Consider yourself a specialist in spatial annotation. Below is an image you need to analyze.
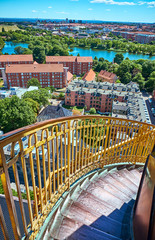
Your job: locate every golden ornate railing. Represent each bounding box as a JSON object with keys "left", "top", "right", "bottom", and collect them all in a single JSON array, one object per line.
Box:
[{"left": 0, "top": 116, "right": 155, "bottom": 239}]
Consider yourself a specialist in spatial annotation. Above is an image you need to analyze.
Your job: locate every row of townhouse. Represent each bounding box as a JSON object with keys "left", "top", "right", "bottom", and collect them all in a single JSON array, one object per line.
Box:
[
  {"left": 0, "top": 55, "right": 93, "bottom": 89},
  {"left": 65, "top": 80, "right": 140, "bottom": 113}
]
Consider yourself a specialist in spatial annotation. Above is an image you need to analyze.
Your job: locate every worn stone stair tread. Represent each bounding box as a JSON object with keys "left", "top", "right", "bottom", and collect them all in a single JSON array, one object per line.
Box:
[
  {"left": 90, "top": 215, "right": 130, "bottom": 239},
  {"left": 57, "top": 216, "right": 83, "bottom": 239},
  {"left": 80, "top": 177, "right": 90, "bottom": 190},
  {"left": 67, "top": 224, "right": 122, "bottom": 240},
  {"left": 85, "top": 182, "right": 125, "bottom": 208},
  {"left": 49, "top": 208, "right": 63, "bottom": 238},
  {"left": 119, "top": 202, "right": 133, "bottom": 215},
  {"left": 70, "top": 184, "right": 83, "bottom": 202},
  {"left": 47, "top": 168, "right": 141, "bottom": 240},
  {"left": 61, "top": 194, "right": 73, "bottom": 216},
  {"left": 108, "top": 208, "right": 131, "bottom": 224},
  {"left": 89, "top": 172, "right": 99, "bottom": 182},
  {"left": 127, "top": 199, "right": 135, "bottom": 208},
  {"left": 65, "top": 202, "right": 99, "bottom": 225},
  {"left": 117, "top": 169, "right": 140, "bottom": 187},
  {"left": 102, "top": 174, "right": 137, "bottom": 199},
  {"left": 129, "top": 169, "right": 142, "bottom": 179},
  {"left": 119, "top": 169, "right": 140, "bottom": 186},
  {"left": 94, "top": 178, "right": 131, "bottom": 203},
  {"left": 108, "top": 173, "right": 137, "bottom": 194},
  {"left": 76, "top": 190, "right": 116, "bottom": 215},
  {"left": 109, "top": 172, "right": 138, "bottom": 193},
  {"left": 98, "top": 168, "right": 108, "bottom": 178}
]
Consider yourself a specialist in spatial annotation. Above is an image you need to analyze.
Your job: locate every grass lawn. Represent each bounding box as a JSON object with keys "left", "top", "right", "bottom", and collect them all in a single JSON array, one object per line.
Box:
[
  {"left": 0, "top": 25, "right": 20, "bottom": 32},
  {"left": 62, "top": 104, "right": 84, "bottom": 112}
]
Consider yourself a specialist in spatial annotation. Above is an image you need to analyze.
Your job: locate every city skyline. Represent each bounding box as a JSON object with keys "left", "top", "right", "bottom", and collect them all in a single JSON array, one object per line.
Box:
[{"left": 0, "top": 0, "right": 155, "bottom": 23}]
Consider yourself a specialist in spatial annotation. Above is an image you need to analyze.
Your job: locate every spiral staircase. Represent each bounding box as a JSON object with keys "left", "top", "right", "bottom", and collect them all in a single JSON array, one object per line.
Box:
[
  {"left": 45, "top": 165, "right": 142, "bottom": 240},
  {"left": 0, "top": 116, "right": 154, "bottom": 240}
]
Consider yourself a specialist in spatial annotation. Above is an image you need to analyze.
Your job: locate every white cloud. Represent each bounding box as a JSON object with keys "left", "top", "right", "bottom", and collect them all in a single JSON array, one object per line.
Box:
[
  {"left": 138, "top": 1, "right": 146, "bottom": 5},
  {"left": 56, "top": 11, "right": 69, "bottom": 14},
  {"left": 48, "top": 6, "right": 52, "bottom": 8},
  {"left": 42, "top": 11, "right": 47, "bottom": 13},
  {"left": 32, "top": 10, "right": 37, "bottom": 13},
  {"left": 147, "top": 1, "right": 155, "bottom": 7},
  {"left": 90, "top": 0, "right": 135, "bottom": 5},
  {"left": 88, "top": 8, "right": 93, "bottom": 10},
  {"left": 106, "top": 8, "right": 111, "bottom": 11}
]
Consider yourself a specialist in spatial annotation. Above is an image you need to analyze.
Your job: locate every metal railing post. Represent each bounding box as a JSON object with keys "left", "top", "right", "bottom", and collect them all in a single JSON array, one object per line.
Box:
[
  {"left": 0, "top": 149, "right": 21, "bottom": 239},
  {"left": 68, "top": 121, "right": 71, "bottom": 189}
]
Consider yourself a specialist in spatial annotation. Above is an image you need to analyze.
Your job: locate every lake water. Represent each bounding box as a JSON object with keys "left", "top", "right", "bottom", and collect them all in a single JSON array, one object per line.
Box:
[
  {"left": 2, "top": 41, "right": 155, "bottom": 61},
  {"left": 70, "top": 47, "right": 155, "bottom": 61},
  {"left": 2, "top": 41, "right": 29, "bottom": 54}
]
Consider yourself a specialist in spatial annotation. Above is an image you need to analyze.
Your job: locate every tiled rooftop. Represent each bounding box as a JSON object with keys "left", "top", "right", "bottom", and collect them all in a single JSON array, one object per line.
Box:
[{"left": 6, "top": 64, "right": 64, "bottom": 73}]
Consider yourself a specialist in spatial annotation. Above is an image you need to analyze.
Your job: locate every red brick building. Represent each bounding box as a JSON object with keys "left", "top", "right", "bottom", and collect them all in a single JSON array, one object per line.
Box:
[
  {"left": 6, "top": 63, "right": 69, "bottom": 89},
  {"left": 65, "top": 81, "right": 139, "bottom": 113},
  {"left": 0, "top": 55, "right": 33, "bottom": 68},
  {"left": 46, "top": 56, "right": 93, "bottom": 75},
  {"left": 82, "top": 69, "right": 96, "bottom": 82},
  {"left": 98, "top": 70, "right": 118, "bottom": 83}
]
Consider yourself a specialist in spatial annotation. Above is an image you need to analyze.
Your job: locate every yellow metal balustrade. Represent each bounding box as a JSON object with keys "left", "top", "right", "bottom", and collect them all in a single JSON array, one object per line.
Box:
[{"left": 0, "top": 116, "right": 155, "bottom": 239}]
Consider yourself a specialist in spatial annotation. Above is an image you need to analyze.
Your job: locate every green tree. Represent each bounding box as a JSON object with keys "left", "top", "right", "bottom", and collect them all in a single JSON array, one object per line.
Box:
[
  {"left": 145, "top": 71, "right": 155, "bottom": 93},
  {"left": 123, "top": 72, "right": 132, "bottom": 84},
  {"left": 22, "top": 88, "right": 51, "bottom": 107},
  {"left": 58, "top": 93, "right": 65, "bottom": 99},
  {"left": 89, "top": 108, "right": 96, "bottom": 114},
  {"left": 142, "top": 60, "right": 155, "bottom": 79},
  {"left": 114, "top": 53, "right": 124, "bottom": 64},
  {"left": 33, "top": 45, "right": 46, "bottom": 63},
  {"left": 133, "top": 73, "right": 145, "bottom": 90},
  {"left": 0, "top": 96, "right": 36, "bottom": 133},
  {"left": 116, "top": 79, "right": 121, "bottom": 83},
  {"left": 24, "top": 98, "right": 39, "bottom": 114},
  {"left": 27, "top": 78, "right": 41, "bottom": 88},
  {"left": 14, "top": 46, "right": 23, "bottom": 54},
  {"left": 50, "top": 85, "right": 56, "bottom": 93}
]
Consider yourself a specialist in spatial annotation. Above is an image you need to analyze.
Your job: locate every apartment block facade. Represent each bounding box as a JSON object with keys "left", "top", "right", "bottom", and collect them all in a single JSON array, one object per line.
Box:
[
  {"left": 0, "top": 55, "right": 33, "bottom": 68},
  {"left": 5, "top": 63, "right": 68, "bottom": 89},
  {"left": 46, "top": 56, "right": 93, "bottom": 75},
  {"left": 65, "top": 80, "right": 140, "bottom": 113}
]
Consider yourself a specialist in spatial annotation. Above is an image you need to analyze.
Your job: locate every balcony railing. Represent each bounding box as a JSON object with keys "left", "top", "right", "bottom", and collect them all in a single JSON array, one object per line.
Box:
[{"left": 0, "top": 116, "right": 155, "bottom": 239}]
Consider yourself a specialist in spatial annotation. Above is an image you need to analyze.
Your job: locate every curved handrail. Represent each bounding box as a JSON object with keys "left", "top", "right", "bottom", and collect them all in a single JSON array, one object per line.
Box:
[{"left": 0, "top": 116, "right": 154, "bottom": 239}]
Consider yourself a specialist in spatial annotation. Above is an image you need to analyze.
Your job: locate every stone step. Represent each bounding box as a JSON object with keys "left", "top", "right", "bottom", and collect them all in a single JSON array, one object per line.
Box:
[
  {"left": 70, "top": 184, "right": 83, "bottom": 202},
  {"left": 94, "top": 178, "right": 131, "bottom": 203},
  {"left": 65, "top": 201, "right": 99, "bottom": 225},
  {"left": 90, "top": 215, "right": 130, "bottom": 240},
  {"left": 108, "top": 208, "right": 131, "bottom": 224},
  {"left": 76, "top": 190, "right": 115, "bottom": 216},
  {"left": 57, "top": 216, "right": 83, "bottom": 240},
  {"left": 129, "top": 168, "right": 142, "bottom": 179},
  {"left": 67, "top": 224, "right": 122, "bottom": 240},
  {"left": 119, "top": 169, "right": 141, "bottom": 187},
  {"left": 49, "top": 207, "right": 63, "bottom": 239},
  {"left": 103, "top": 174, "right": 137, "bottom": 199},
  {"left": 109, "top": 172, "right": 138, "bottom": 193},
  {"left": 85, "top": 182, "right": 125, "bottom": 209},
  {"left": 119, "top": 202, "right": 133, "bottom": 215}
]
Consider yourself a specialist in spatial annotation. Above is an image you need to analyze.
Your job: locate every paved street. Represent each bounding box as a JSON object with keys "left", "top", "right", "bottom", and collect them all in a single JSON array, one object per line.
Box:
[{"left": 146, "top": 99, "right": 155, "bottom": 125}]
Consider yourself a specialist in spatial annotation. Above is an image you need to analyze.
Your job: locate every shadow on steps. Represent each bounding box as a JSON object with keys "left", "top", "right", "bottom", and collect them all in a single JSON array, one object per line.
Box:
[{"left": 67, "top": 199, "right": 135, "bottom": 240}]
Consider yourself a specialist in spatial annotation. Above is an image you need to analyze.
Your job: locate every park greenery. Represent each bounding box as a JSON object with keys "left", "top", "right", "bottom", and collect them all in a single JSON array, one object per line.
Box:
[
  {"left": 0, "top": 88, "right": 51, "bottom": 133},
  {"left": 0, "top": 27, "right": 154, "bottom": 57},
  {"left": 93, "top": 54, "right": 155, "bottom": 92}
]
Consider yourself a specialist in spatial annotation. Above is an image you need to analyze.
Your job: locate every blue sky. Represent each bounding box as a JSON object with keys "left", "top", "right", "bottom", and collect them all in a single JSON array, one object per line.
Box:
[{"left": 0, "top": 0, "right": 155, "bottom": 23}]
